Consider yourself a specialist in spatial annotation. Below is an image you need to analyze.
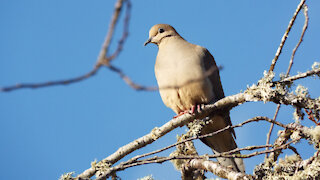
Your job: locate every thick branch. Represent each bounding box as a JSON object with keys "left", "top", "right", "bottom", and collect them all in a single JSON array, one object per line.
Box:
[
  {"left": 77, "top": 112, "right": 196, "bottom": 179},
  {"left": 183, "top": 159, "right": 252, "bottom": 180}
]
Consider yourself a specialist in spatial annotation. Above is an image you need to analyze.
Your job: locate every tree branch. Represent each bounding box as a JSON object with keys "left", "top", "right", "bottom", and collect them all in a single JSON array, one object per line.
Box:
[{"left": 183, "top": 159, "right": 252, "bottom": 180}]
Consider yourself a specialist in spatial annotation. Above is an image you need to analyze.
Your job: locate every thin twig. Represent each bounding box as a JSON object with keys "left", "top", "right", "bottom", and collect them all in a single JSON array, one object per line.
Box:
[
  {"left": 285, "top": 4, "right": 309, "bottom": 76},
  {"left": 288, "top": 145, "right": 302, "bottom": 159},
  {"left": 108, "top": 0, "right": 131, "bottom": 62},
  {"left": 0, "top": 66, "right": 100, "bottom": 92},
  {"left": 265, "top": 104, "right": 281, "bottom": 158},
  {"left": 275, "top": 67, "right": 320, "bottom": 84},
  {"left": 268, "top": 0, "right": 306, "bottom": 72},
  {"left": 305, "top": 109, "right": 320, "bottom": 125},
  {"left": 107, "top": 64, "right": 158, "bottom": 91},
  {"left": 97, "top": 0, "right": 125, "bottom": 65}
]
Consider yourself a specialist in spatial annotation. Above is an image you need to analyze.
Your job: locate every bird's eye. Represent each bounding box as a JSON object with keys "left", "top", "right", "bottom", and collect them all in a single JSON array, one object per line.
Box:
[{"left": 158, "top": 28, "right": 165, "bottom": 33}]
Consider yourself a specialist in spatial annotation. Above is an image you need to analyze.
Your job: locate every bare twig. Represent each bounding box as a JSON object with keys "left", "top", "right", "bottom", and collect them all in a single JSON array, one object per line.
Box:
[
  {"left": 108, "top": 0, "right": 131, "bottom": 62},
  {"left": 97, "top": 0, "right": 131, "bottom": 65},
  {"left": 276, "top": 67, "right": 320, "bottom": 84},
  {"left": 265, "top": 104, "right": 281, "bottom": 158},
  {"left": 268, "top": 0, "right": 306, "bottom": 72},
  {"left": 97, "top": 0, "right": 125, "bottom": 65},
  {"left": 106, "top": 64, "right": 158, "bottom": 91},
  {"left": 305, "top": 109, "right": 320, "bottom": 125},
  {"left": 285, "top": 4, "right": 309, "bottom": 76},
  {"left": 288, "top": 145, "right": 302, "bottom": 159}
]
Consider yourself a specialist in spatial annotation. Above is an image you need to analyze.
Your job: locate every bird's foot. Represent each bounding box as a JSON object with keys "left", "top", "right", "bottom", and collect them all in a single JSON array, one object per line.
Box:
[
  {"left": 173, "top": 104, "right": 203, "bottom": 118},
  {"left": 190, "top": 104, "right": 202, "bottom": 114}
]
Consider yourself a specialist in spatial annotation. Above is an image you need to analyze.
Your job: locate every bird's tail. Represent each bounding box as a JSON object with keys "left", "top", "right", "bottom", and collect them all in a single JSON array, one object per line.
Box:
[{"left": 199, "top": 115, "right": 245, "bottom": 173}]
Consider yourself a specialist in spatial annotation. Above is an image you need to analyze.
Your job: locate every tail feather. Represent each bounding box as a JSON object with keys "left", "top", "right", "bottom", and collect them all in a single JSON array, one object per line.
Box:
[{"left": 200, "top": 115, "right": 245, "bottom": 173}]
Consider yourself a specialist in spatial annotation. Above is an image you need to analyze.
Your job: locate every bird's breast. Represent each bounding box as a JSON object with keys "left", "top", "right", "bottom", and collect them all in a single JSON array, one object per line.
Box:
[{"left": 155, "top": 42, "right": 214, "bottom": 113}]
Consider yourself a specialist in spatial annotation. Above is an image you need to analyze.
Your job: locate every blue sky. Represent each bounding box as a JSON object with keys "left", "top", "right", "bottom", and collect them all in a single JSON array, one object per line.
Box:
[{"left": 1, "top": 0, "right": 320, "bottom": 179}]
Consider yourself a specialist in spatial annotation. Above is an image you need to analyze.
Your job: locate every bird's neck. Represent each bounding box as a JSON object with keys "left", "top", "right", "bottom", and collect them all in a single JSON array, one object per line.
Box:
[{"left": 158, "top": 36, "right": 185, "bottom": 49}]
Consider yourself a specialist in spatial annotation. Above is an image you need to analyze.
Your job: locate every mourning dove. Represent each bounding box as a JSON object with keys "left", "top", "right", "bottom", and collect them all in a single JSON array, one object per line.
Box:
[{"left": 144, "top": 24, "right": 245, "bottom": 173}]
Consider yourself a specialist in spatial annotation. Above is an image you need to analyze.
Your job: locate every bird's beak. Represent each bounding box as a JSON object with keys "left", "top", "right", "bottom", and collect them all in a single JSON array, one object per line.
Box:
[{"left": 144, "top": 37, "right": 152, "bottom": 46}]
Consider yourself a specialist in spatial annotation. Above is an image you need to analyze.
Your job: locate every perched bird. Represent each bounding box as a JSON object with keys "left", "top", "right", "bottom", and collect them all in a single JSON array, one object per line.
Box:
[{"left": 144, "top": 24, "right": 245, "bottom": 173}]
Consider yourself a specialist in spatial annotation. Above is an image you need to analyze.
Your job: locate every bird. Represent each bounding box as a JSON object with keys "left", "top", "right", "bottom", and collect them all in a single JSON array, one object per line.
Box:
[{"left": 144, "top": 24, "right": 245, "bottom": 173}]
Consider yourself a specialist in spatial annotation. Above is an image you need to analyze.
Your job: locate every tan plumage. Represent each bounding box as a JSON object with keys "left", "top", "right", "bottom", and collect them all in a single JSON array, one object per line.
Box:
[{"left": 144, "top": 24, "right": 245, "bottom": 173}]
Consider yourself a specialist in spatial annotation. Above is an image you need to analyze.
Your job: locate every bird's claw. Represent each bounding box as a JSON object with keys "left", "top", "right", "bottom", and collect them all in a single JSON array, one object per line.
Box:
[
  {"left": 174, "top": 104, "right": 203, "bottom": 118},
  {"left": 190, "top": 104, "right": 202, "bottom": 114}
]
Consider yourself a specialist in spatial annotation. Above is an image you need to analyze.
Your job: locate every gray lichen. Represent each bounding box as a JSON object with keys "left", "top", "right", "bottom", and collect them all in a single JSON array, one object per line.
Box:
[
  {"left": 59, "top": 172, "right": 75, "bottom": 180},
  {"left": 312, "top": 62, "right": 320, "bottom": 78},
  {"left": 138, "top": 175, "right": 155, "bottom": 180},
  {"left": 170, "top": 132, "right": 198, "bottom": 171}
]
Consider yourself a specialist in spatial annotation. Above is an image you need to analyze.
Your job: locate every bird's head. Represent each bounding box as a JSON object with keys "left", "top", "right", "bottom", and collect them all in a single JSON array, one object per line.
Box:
[{"left": 144, "top": 24, "right": 180, "bottom": 46}]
